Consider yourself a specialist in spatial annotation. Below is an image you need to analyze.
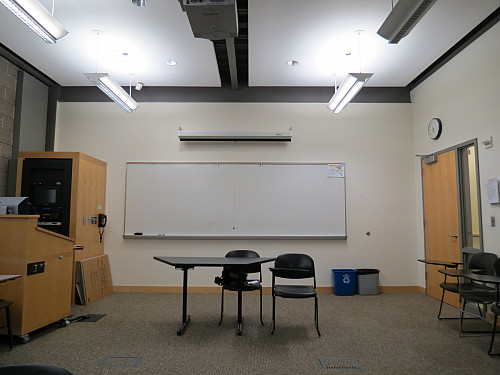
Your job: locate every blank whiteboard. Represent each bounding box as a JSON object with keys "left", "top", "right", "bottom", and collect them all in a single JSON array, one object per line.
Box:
[{"left": 124, "top": 162, "right": 346, "bottom": 239}]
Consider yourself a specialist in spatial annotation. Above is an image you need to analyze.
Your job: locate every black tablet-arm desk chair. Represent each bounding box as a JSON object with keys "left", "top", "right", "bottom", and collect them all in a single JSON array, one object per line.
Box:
[
  {"left": 270, "top": 253, "right": 320, "bottom": 336},
  {"left": 438, "top": 252, "right": 497, "bottom": 320},
  {"left": 455, "top": 255, "right": 499, "bottom": 338},
  {"left": 0, "top": 299, "right": 13, "bottom": 350},
  {"left": 488, "top": 258, "right": 500, "bottom": 356},
  {"left": 215, "top": 250, "right": 263, "bottom": 326},
  {"left": 0, "top": 364, "right": 73, "bottom": 375}
]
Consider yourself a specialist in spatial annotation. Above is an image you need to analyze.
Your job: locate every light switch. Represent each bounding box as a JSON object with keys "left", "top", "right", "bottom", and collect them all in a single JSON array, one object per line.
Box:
[{"left": 491, "top": 216, "right": 496, "bottom": 227}]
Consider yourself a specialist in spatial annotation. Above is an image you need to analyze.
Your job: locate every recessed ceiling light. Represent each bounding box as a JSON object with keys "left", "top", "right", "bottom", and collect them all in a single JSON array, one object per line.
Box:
[
  {"left": 287, "top": 60, "right": 299, "bottom": 66},
  {"left": 132, "top": 0, "right": 148, "bottom": 6},
  {"left": 165, "top": 60, "right": 177, "bottom": 66}
]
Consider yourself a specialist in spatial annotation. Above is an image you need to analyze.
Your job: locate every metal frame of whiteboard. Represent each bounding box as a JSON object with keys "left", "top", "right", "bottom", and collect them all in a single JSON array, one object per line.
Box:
[
  {"left": 124, "top": 162, "right": 346, "bottom": 240},
  {"left": 123, "top": 235, "right": 346, "bottom": 240}
]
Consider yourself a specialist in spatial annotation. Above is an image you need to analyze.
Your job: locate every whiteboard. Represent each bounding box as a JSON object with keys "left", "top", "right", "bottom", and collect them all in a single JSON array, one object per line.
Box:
[{"left": 124, "top": 162, "right": 346, "bottom": 239}]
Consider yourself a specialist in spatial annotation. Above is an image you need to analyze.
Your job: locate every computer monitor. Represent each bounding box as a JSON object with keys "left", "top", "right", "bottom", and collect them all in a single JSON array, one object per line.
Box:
[{"left": 0, "top": 197, "right": 29, "bottom": 215}]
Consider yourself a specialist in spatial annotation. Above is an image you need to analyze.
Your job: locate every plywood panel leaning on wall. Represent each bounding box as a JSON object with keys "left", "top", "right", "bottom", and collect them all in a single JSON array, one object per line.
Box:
[{"left": 16, "top": 152, "right": 108, "bottom": 303}]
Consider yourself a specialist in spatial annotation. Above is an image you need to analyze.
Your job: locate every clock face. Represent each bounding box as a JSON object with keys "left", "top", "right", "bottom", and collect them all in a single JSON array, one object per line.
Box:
[{"left": 428, "top": 118, "right": 442, "bottom": 139}]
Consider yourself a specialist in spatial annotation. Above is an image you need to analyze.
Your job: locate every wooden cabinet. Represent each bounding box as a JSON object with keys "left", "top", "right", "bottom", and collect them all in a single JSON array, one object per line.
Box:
[
  {"left": 0, "top": 216, "right": 73, "bottom": 336},
  {"left": 16, "top": 152, "right": 107, "bottom": 262},
  {"left": 16, "top": 152, "right": 107, "bottom": 303}
]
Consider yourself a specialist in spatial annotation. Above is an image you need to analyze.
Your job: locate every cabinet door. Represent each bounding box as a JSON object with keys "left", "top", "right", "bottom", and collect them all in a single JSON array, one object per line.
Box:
[{"left": 22, "top": 252, "right": 73, "bottom": 334}]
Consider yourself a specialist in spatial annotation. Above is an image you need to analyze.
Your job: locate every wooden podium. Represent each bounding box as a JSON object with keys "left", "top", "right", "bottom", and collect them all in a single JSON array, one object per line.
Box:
[{"left": 0, "top": 215, "right": 73, "bottom": 337}]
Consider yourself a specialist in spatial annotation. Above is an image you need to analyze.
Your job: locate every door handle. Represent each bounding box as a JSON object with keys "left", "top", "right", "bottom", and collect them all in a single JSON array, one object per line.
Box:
[{"left": 448, "top": 234, "right": 458, "bottom": 239}]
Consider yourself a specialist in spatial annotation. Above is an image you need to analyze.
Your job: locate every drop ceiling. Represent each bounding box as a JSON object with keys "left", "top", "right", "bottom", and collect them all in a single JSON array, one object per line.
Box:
[{"left": 0, "top": 0, "right": 498, "bottom": 91}]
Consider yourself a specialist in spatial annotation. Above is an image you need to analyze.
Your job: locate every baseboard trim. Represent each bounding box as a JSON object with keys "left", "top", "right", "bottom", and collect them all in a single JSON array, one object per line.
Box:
[{"left": 113, "top": 285, "right": 425, "bottom": 294}]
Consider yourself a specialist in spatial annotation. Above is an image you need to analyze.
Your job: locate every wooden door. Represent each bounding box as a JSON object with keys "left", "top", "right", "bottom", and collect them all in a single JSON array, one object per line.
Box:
[{"left": 422, "top": 150, "right": 461, "bottom": 307}]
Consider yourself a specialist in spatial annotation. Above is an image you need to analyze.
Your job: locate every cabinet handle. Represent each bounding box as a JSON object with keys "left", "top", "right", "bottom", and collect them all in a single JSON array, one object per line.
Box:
[{"left": 448, "top": 234, "right": 458, "bottom": 239}]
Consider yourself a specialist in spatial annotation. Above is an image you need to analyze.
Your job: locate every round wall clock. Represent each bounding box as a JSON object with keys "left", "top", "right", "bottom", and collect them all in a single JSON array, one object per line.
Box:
[{"left": 428, "top": 118, "right": 442, "bottom": 140}]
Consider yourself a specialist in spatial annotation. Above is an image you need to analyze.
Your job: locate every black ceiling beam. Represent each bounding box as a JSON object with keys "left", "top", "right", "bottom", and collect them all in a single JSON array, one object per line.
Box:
[{"left": 213, "top": 0, "right": 248, "bottom": 89}]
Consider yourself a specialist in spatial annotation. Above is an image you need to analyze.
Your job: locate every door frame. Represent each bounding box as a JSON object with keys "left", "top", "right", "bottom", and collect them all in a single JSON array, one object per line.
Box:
[{"left": 420, "top": 138, "right": 483, "bottom": 283}]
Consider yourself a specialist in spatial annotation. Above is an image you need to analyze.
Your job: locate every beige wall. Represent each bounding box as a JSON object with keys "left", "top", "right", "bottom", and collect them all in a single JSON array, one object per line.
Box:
[
  {"left": 54, "top": 101, "right": 417, "bottom": 288},
  {"left": 411, "top": 22, "right": 500, "bottom": 285},
  {"left": 54, "top": 22, "right": 500, "bottom": 290}
]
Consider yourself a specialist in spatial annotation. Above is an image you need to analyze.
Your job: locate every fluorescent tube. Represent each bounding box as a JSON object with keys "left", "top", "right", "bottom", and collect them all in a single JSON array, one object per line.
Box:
[
  {"left": 0, "top": 0, "right": 68, "bottom": 43},
  {"left": 327, "top": 73, "right": 373, "bottom": 114},
  {"left": 83, "top": 73, "right": 139, "bottom": 113}
]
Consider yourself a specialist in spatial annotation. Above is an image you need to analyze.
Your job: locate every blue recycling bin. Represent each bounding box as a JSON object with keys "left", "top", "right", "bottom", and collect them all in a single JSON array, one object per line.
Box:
[{"left": 332, "top": 269, "right": 357, "bottom": 296}]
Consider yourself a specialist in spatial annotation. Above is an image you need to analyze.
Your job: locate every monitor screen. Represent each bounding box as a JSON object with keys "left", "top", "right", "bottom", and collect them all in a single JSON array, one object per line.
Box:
[
  {"left": 0, "top": 197, "right": 29, "bottom": 214},
  {"left": 33, "top": 188, "right": 57, "bottom": 205}
]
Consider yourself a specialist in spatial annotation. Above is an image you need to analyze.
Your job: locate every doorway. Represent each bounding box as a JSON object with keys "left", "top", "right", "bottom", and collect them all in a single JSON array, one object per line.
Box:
[{"left": 421, "top": 141, "right": 482, "bottom": 306}]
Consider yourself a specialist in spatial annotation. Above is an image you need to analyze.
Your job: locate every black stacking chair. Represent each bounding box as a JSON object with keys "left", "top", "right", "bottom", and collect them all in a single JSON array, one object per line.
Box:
[
  {"left": 438, "top": 252, "right": 497, "bottom": 320},
  {"left": 269, "top": 253, "right": 320, "bottom": 336},
  {"left": 0, "top": 299, "right": 13, "bottom": 350},
  {"left": 0, "top": 364, "right": 73, "bottom": 374},
  {"left": 489, "top": 258, "right": 500, "bottom": 355},
  {"left": 217, "top": 250, "right": 263, "bottom": 325},
  {"left": 458, "top": 255, "right": 499, "bottom": 336}
]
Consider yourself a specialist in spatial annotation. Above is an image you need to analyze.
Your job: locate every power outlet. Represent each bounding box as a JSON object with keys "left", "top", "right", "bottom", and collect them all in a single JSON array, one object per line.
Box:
[{"left": 27, "top": 261, "right": 46, "bottom": 275}]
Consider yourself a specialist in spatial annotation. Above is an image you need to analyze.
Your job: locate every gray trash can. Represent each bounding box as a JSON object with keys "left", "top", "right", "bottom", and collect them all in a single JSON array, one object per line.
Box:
[{"left": 356, "top": 269, "right": 379, "bottom": 295}]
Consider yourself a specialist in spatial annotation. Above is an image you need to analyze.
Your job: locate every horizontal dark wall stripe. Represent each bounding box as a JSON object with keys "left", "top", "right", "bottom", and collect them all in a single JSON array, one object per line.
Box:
[
  {"left": 407, "top": 6, "right": 500, "bottom": 91},
  {"left": 0, "top": 44, "right": 59, "bottom": 88},
  {"left": 60, "top": 85, "right": 410, "bottom": 104}
]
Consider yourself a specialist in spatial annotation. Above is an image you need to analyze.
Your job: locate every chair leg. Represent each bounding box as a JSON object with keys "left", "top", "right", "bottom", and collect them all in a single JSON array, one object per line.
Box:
[
  {"left": 5, "top": 304, "right": 13, "bottom": 350},
  {"left": 219, "top": 288, "right": 224, "bottom": 325},
  {"left": 476, "top": 303, "right": 483, "bottom": 318},
  {"left": 259, "top": 287, "right": 264, "bottom": 325},
  {"left": 459, "top": 299, "right": 466, "bottom": 335},
  {"left": 315, "top": 295, "right": 320, "bottom": 337},
  {"left": 488, "top": 314, "right": 499, "bottom": 356},
  {"left": 271, "top": 294, "right": 276, "bottom": 335},
  {"left": 437, "top": 288, "right": 447, "bottom": 319}
]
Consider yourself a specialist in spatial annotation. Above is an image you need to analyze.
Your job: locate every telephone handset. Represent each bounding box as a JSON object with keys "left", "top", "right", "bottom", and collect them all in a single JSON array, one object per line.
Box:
[
  {"left": 98, "top": 213, "right": 107, "bottom": 228},
  {"left": 98, "top": 213, "right": 107, "bottom": 243}
]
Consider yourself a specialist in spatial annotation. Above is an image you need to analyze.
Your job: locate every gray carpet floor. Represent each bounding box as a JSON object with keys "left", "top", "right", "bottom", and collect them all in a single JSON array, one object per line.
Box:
[{"left": 0, "top": 292, "right": 499, "bottom": 374}]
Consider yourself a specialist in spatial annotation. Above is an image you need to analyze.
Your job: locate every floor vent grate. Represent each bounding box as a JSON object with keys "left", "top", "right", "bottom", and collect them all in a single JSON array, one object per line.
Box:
[
  {"left": 98, "top": 356, "right": 142, "bottom": 368},
  {"left": 317, "top": 357, "right": 362, "bottom": 370}
]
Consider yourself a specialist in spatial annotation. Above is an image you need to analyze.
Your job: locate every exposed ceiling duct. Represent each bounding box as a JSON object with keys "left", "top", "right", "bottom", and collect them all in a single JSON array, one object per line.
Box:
[
  {"left": 180, "top": 0, "right": 242, "bottom": 90},
  {"left": 377, "top": 0, "right": 438, "bottom": 44}
]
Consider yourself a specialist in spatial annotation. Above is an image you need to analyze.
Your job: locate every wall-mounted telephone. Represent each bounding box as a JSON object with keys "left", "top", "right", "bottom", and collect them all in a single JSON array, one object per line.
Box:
[
  {"left": 98, "top": 213, "right": 107, "bottom": 228},
  {"left": 98, "top": 213, "right": 107, "bottom": 243}
]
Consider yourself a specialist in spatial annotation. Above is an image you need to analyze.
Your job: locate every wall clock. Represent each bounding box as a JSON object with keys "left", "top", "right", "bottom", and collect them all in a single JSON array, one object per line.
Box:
[{"left": 428, "top": 118, "right": 442, "bottom": 140}]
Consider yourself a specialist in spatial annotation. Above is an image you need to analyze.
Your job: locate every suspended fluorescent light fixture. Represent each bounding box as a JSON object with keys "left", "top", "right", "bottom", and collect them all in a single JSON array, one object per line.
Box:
[
  {"left": 83, "top": 73, "right": 139, "bottom": 113},
  {"left": 327, "top": 31, "right": 372, "bottom": 114},
  {"left": 377, "top": 0, "right": 438, "bottom": 44},
  {"left": 0, "top": 0, "right": 68, "bottom": 43},
  {"left": 327, "top": 73, "right": 373, "bottom": 113}
]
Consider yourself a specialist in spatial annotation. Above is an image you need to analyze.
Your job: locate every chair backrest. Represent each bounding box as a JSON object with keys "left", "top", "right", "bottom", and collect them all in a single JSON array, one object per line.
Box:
[
  {"left": 493, "top": 257, "right": 500, "bottom": 277},
  {"left": 468, "top": 252, "right": 498, "bottom": 275},
  {"left": 273, "top": 253, "right": 315, "bottom": 279},
  {"left": 225, "top": 249, "right": 261, "bottom": 275},
  {"left": 0, "top": 364, "right": 73, "bottom": 375}
]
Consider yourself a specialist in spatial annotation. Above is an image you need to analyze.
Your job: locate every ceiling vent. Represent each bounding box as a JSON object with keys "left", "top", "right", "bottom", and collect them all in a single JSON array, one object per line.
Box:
[
  {"left": 182, "top": 0, "right": 238, "bottom": 41},
  {"left": 377, "top": 0, "right": 437, "bottom": 44},
  {"left": 178, "top": 130, "right": 292, "bottom": 142}
]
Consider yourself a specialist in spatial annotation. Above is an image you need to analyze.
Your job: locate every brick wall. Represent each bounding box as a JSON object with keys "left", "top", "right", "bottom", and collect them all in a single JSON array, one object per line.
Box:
[{"left": 0, "top": 56, "right": 18, "bottom": 196}]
